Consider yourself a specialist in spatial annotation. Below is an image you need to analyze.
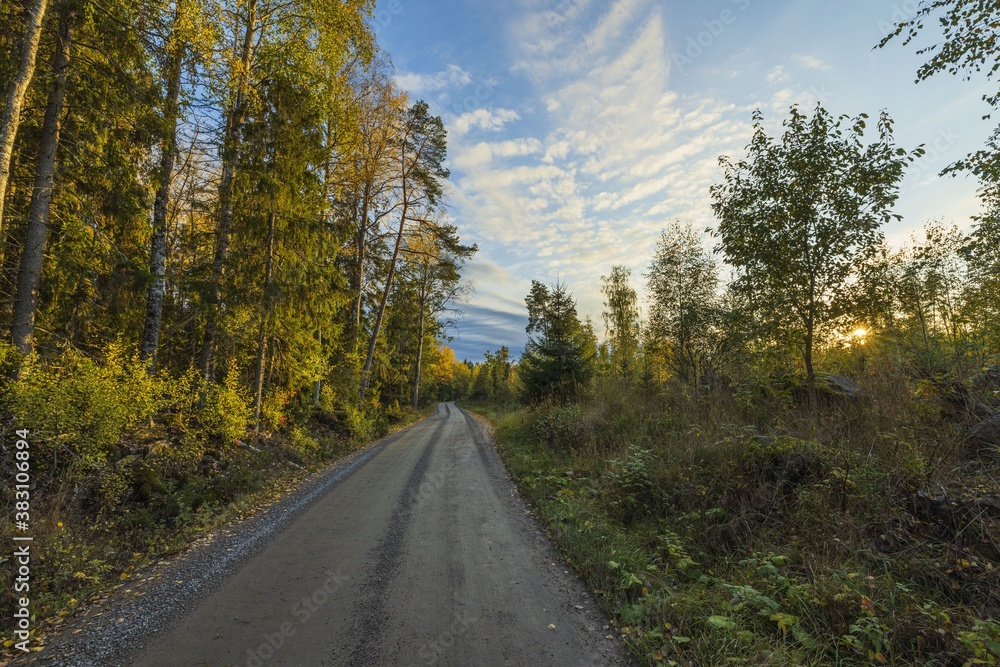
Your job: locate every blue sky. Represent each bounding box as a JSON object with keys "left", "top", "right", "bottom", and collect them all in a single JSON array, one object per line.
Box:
[{"left": 373, "top": 0, "right": 995, "bottom": 362}]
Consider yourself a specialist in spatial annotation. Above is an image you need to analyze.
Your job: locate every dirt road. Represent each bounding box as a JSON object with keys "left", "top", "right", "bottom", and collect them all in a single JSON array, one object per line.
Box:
[{"left": 35, "top": 403, "right": 632, "bottom": 666}]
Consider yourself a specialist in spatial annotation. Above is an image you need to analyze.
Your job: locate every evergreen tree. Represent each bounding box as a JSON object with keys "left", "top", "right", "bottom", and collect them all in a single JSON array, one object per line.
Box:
[{"left": 519, "top": 281, "right": 596, "bottom": 401}]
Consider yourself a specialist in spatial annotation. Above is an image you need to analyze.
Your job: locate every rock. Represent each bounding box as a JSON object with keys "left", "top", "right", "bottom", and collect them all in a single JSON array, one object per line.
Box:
[
  {"left": 777, "top": 372, "right": 862, "bottom": 406},
  {"left": 814, "top": 373, "right": 862, "bottom": 399},
  {"left": 967, "top": 414, "right": 1000, "bottom": 453}
]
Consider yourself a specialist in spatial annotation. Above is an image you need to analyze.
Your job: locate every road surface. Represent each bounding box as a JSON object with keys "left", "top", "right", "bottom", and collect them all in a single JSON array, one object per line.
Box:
[{"left": 49, "top": 403, "right": 632, "bottom": 666}]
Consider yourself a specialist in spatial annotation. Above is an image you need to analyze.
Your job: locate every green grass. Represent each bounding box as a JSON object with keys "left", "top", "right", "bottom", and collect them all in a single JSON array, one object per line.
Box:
[{"left": 469, "top": 381, "right": 1000, "bottom": 667}]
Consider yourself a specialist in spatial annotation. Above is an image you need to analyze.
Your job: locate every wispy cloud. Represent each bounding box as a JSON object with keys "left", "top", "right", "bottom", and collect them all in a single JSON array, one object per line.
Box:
[
  {"left": 395, "top": 64, "right": 472, "bottom": 94},
  {"left": 451, "top": 108, "right": 521, "bottom": 135},
  {"left": 792, "top": 53, "right": 830, "bottom": 70}
]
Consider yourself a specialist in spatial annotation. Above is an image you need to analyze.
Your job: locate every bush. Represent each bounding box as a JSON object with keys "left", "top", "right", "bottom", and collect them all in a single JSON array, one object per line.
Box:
[
  {"left": 196, "top": 369, "right": 250, "bottom": 444},
  {"left": 286, "top": 426, "right": 320, "bottom": 460},
  {"left": 531, "top": 402, "right": 585, "bottom": 450},
  {"left": 10, "top": 343, "right": 162, "bottom": 471},
  {"left": 605, "top": 445, "right": 658, "bottom": 523}
]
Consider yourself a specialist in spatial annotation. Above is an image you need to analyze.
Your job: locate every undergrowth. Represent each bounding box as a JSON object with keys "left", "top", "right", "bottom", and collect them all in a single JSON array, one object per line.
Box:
[
  {"left": 0, "top": 341, "right": 428, "bottom": 652},
  {"left": 471, "top": 361, "right": 1000, "bottom": 666}
]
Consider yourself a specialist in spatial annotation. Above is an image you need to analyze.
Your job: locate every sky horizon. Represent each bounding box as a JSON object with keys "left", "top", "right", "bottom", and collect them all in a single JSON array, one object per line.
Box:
[{"left": 373, "top": 0, "right": 995, "bottom": 362}]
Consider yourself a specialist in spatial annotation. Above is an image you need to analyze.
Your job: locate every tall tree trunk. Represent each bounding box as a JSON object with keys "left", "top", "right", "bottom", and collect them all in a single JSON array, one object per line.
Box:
[
  {"left": 351, "top": 183, "right": 371, "bottom": 351},
  {"left": 360, "top": 191, "right": 407, "bottom": 395},
  {"left": 804, "top": 326, "right": 816, "bottom": 408},
  {"left": 10, "top": 6, "right": 71, "bottom": 355},
  {"left": 0, "top": 0, "right": 50, "bottom": 234},
  {"left": 199, "top": 0, "right": 257, "bottom": 380},
  {"left": 411, "top": 292, "right": 426, "bottom": 410},
  {"left": 140, "top": 3, "right": 186, "bottom": 365},
  {"left": 253, "top": 209, "right": 276, "bottom": 430},
  {"left": 313, "top": 328, "right": 322, "bottom": 407}
]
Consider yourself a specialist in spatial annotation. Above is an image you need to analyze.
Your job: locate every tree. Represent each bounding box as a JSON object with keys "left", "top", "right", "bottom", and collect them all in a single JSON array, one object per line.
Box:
[
  {"left": 10, "top": 1, "right": 74, "bottom": 354},
  {"left": 963, "top": 185, "right": 1000, "bottom": 354},
  {"left": 644, "top": 224, "right": 721, "bottom": 385},
  {"left": 600, "top": 266, "right": 640, "bottom": 379},
  {"left": 402, "top": 222, "right": 475, "bottom": 408},
  {"left": 360, "top": 100, "right": 450, "bottom": 395},
  {"left": 0, "top": 0, "right": 50, "bottom": 232},
  {"left": 140, "top": 0, "right": 211, "bottom": 365},
  {"left": 710, "top": 104, "right": 919, "bottom": 392},
  {"left": 519, "top": 281, "right": 596, "bottom": 401},
  {"left": 878, "top": 0, "right": 1000, "bottom": 181},
  {"left": 199, "top": 0, "right": 374, "bottom": 380},
  {"left": 341, "top": 64, "right": 405, "bottom": 352}
]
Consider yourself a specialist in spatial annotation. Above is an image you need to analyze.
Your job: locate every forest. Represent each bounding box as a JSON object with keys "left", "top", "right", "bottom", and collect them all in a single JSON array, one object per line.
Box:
[{"left": 0, "top": 0, "right": 477, "bottom": 644}]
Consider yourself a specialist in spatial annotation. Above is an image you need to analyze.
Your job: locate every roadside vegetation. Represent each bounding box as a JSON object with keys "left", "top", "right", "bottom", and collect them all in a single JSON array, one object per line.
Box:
[{"left": 465, "top": 4, "right": 1000, "bottom": 664}]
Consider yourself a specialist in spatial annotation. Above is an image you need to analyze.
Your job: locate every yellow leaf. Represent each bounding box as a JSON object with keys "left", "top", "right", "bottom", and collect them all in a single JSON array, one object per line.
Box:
[
  {"left": 4, "top": 640, "right": 13, "bottom": 648},
  {"left": 120, "top": 572, "right": 128, "bottom": 580},
  {"left": 875, "top": 651, "right": 888, "bottom": 663},
  {"left": 654, "top": 652, "right": 664, "bottom": 661}
]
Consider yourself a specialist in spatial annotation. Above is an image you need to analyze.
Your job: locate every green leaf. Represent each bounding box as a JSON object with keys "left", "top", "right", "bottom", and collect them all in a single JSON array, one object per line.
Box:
[
  {"left": 708, "top": 615, "right": 737, "bottom": 630},
  {"left": 792, "top": 625, "right": 818, "bottom": 648}
]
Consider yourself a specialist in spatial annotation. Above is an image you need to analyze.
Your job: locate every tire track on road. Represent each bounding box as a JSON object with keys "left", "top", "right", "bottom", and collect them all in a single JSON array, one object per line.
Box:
[{"left": 343, "top": 407, "right": 450, "bottom": 665}]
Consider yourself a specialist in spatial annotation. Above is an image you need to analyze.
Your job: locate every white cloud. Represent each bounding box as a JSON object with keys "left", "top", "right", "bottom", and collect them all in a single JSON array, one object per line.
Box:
[
  {"left": 395, "top": 65, "right": 472, "bottom": 94},
  {"left": 445, "top": 0, "right": 779, "bottom": 338},
  {"left": 450, "top": 108, "right": 521, "bottom": 135},
  {"left": 792, "top": 53, "right": 830, "bottom": 70},
  {"left": 766, "top": 65, "right": 789, "bottom": 85}
]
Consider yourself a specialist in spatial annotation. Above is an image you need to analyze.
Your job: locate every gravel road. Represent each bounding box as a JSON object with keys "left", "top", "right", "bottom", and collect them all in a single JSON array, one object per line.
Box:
[{"left": 16, "top": 403, "right": 634, "bottom": 666}]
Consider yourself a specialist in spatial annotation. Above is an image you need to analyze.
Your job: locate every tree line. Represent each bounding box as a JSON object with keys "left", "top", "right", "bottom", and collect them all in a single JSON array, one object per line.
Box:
[
  {"left": 508, "top": 102, "right": 998, "bottom": 404},
  {"left": 0, "top": 0, "right": 475, "bottom": 427},
  {"left": 499, "top": 0, "right": 1000, "bottom": 402}
]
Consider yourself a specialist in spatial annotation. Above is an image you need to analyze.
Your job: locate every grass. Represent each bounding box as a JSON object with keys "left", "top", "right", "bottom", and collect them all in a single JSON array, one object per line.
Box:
[{"left": 465, "top": 364, "right": 1000, "bottom": 666}]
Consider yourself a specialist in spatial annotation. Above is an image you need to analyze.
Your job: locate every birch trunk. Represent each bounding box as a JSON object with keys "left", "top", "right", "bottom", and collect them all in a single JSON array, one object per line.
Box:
[
  {"left": 199, "top": 0, "right": 257, "bottom": 380},
  {"left": 11, "top": 6, "right": 71, "bottom": 354},
  {"left": 0, "top": 0, "right": 50, "bottom": 233},
  {"left": 140, "top": 2, "right": 186, "bottom": 365}
]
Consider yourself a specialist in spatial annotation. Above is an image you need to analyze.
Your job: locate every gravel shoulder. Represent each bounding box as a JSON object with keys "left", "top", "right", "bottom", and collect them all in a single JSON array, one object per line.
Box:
[{"left": 13, "top": 403, "right": 634, "bottom": 667}]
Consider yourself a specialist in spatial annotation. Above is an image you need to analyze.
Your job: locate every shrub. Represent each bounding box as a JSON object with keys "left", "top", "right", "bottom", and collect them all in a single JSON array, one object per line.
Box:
[
  {"left": 197, "top": 370, "right": 250, "bottom": 444},
  {"left": 10, "top": 343, "right": 162, "bottom": 471},
  {"left": 605, "top": 445, "right": 658, "bottom": 523},
  {"left": 286, "top": 426, "right": 320, "bottom": 460},
  {"left": 532, "top": 402, "right": 585, "bottom": 450}
]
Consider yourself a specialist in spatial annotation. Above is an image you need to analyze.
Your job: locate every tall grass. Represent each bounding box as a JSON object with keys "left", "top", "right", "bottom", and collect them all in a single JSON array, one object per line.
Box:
[{"left": 480, "top": 347, "right": 1000, "bottom": 666}]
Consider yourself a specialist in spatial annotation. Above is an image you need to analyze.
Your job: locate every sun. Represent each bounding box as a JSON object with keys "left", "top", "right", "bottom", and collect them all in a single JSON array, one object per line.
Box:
[{"left": 852, "top": 328, "right": 868, "bottom": 338}]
